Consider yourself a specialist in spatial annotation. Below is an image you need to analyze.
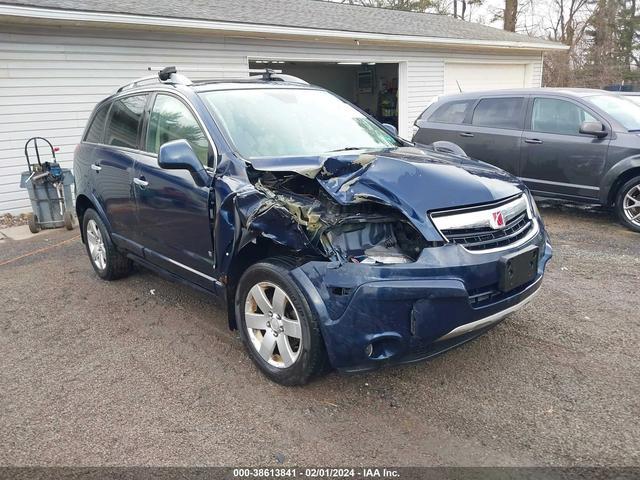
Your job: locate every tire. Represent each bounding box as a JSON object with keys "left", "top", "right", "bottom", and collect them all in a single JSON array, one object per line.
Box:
[
  {"left": 82, "top": 208, "right": 132, "bottom": 280},
  {"left": 27, "top": 213, "right": 40, "bottom": 234},
  {"left": 235, "top": 257, "right": 328, "bottom": 385},
  {"left": 63, "top": 210, "right": 74, "bottom": 230},
  {"left": 615, "top": 176, "right": 640, "bottom": 233}
]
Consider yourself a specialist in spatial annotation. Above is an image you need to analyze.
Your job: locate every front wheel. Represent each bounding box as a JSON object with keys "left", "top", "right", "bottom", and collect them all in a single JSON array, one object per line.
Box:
[
  {"left": 63, "top": 210, "right": 74, "bottom": 230},
  {"left": 615, "top": 176, "right": 640, "bottom": 233},
  {"left": 82, "top": 209, "right": 132, "bottom": 280},
  {"left": 235, "top": 258, "right": 327, "bottom": 385}
]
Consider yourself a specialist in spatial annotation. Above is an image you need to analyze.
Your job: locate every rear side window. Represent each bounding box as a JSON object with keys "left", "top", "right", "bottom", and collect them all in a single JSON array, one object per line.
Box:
[
  {"left": 472, "top": 97, "right": 524, "bottom": 129},
  {"left": 531, "top": 98, "right": 597, "bottom": 135},
  {"left": 428, "top": 100, "right": 474, "bottom": 124},
  {"left": 105, "top": 95, "right": 147, "bottom": 149},
  {"left": 85, "top": 103, "right": 109, "bottom": 143},
  {"left": 146, "top": 94, "right": 209, "bottom": 165}
]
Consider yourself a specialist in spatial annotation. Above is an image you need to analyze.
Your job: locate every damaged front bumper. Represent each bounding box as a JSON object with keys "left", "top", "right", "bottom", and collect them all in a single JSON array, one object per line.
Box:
[{"left": 290, "top": 227, "right": 552, "bottom": 372}]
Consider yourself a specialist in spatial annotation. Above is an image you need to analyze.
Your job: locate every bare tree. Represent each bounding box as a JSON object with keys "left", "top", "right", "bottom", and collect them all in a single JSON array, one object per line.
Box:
[
  {"left": 337, "top": 0, "right": 435, "bottom": 11},
  {"left": 450, "top": 0, "right": 484, "bottom": 20},
  {"left": 539, "top": 0, "right": 595, "bottom": 86},
  {"left": 485, "top": 0, "right": 533, "bottom": 34},
  {"left": 338, "top": 0, "right": 485, "bottom": 20},
  {"left": 618, "top": 0, "right": 639, "bottom": 71},
  {"left": 504, "top": 0, "right": 518, "bottom": 31}
]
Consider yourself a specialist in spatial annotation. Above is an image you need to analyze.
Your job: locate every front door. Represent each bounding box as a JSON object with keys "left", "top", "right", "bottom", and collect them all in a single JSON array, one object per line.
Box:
[
  {"left": 520, "top": 97, "right": 610, "bottom": 200},
  {"left": 133, "top": 93, "right": 215, "bottom": 290}
]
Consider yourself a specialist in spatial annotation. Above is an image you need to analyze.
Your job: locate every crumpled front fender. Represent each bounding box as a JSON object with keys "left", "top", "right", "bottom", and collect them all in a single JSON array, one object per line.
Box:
[{"left": 213, "top": 173, "right": 318, "bottom": 277}]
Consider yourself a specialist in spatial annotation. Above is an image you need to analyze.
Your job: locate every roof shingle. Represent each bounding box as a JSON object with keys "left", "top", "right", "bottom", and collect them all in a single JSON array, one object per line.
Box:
[{"left": 1, "top": 0, "right": 557, "bottom": 46}]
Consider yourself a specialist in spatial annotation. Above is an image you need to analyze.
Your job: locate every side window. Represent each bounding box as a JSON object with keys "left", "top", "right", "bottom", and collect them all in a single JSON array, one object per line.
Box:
[
  {"left": 428, "top": 100, "right": 475, "bottom": 124},
  {"left": 104, "top": 95, "right": 147, "bottom": 149},
  {"left": 472, "top": 97, "right": 524, "bottom": 129},
  {"left": 531, "top": 98, "right": 597, "bottom": 135},
  {"left": 146, "top": 94, "right": 209, "bottom": 165},
  {"left": 85, "top": 103, "right": 109, "bottom": 143}
]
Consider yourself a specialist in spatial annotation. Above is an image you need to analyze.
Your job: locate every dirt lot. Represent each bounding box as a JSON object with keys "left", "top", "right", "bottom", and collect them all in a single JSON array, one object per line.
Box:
[{"left": 0, "top": 203, "right": 638, "bottom": 467}]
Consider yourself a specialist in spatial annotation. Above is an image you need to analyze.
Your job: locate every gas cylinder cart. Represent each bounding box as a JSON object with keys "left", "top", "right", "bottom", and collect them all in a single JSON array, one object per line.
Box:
[{"left": 19, "top": 137, "right": 75, "bottom": 233}]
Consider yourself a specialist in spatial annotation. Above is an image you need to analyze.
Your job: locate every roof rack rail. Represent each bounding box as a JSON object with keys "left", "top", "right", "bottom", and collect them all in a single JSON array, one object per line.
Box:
[
  {"left": 254, "top": 68, "right": 309, "bottom": 85},
  {"left": 189, "top": 68, "right": 277, "bottom": 85},
  {"left": 191, "top": 69, "right": 309, "bottom": 85},
  {"left": 116, "top": 66, "right": 193, "bottom": 93},
  {"left": 117, "top": 67, "right": 307, "bottom": 93}
]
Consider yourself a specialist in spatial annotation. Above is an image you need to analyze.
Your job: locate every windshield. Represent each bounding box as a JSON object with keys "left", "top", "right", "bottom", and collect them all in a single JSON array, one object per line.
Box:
[
  {"left": 200, "top": 88, "right": 399, "bottom": 159},
  {"left": 587, "top": 95, "right": 640, "bottom": 131}
]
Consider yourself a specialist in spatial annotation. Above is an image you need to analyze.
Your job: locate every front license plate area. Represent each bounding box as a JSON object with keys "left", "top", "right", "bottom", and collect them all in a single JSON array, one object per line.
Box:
[{"left": 499, "top": 245, "right": 539, "bottom": 292}]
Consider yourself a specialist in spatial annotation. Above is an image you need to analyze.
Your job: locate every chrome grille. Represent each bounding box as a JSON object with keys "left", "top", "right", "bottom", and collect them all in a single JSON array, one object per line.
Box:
[{"left": 431, "top": 195, "right": 537, "bottom": 252}]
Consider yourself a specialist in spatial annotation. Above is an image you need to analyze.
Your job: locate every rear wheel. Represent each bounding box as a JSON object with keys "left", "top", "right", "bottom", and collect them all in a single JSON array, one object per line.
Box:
[
  {"left": 82, "top": 209, "right": 132, "bottom": 280},
  {"left": 27, "top": 213, "right": 39, "bottom": 234},
  {"left": 615, "top": 176, "right": 640, "bottom": 233},
  {"left": 235, "top": 258, "right": 327, "bottom": 385}
]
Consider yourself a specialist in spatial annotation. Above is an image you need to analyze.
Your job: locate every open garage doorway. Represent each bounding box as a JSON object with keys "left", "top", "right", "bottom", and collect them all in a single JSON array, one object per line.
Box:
[{"left": 249, "top": 60, "right": 400, "bottom": 130}]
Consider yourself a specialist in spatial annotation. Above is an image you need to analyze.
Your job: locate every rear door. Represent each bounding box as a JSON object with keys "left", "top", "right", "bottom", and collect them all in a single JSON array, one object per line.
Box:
[
  {"left": 133, "top": 92, "right": 216, "bottom": 290},
  {"left": 455, "top": 96, "right": 526, "bottom": 175},
  {"left": 413, "top": 98, "right": 477, "bottom": 149},
  {"left": 520, "top": 96, "right": 610, "bottom": 200},
  {"left": 92, "top": 94, "right": 148, "bottom": 241}
]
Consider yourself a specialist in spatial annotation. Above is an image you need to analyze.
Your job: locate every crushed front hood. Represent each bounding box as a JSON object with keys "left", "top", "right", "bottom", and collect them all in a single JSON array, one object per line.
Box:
[{"left": 250, "top": 147, "right": 525, "bottom": 241}]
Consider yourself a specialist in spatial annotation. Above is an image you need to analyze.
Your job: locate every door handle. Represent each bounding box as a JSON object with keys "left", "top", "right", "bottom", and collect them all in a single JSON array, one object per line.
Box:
[
  {"left": 91, "top": 163, "right": 102, "bottom": 172},
  {"left": 524, "top": 138, "right": 543, "bottom": 145},
  {"left": 133, "top": 177, "right": 149, "bottom": 188},
  {"left": 459, "top": 132, "right": 474, "bottom": 138}
]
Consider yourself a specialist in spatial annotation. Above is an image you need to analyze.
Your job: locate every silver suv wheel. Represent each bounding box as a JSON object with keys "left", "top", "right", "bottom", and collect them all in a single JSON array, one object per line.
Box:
[
  {"left": 244, "top": 281, "right": 302, "bottom": 368},
  {"left": 86, "top": 218, "right": 107, "bottom": 270},
  {"left": 623, "top": 183, "right": 640, "bottom": 227},
  {"left": 81, "top": 209, "right": 132, "bottom": 280}
]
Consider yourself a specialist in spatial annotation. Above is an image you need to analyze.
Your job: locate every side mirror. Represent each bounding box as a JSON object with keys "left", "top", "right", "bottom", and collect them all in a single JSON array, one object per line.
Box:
[
  {"left": 431, "top": 141, "right": 468, "bottom": 158},
  {"left": 382, "top": 123, "right": 398, "bottom": 136},
  {"left": 158, "top": 139, "right": 209, "bottom": 186},
  {"left": 579, "top": 121, "right": 608, "bottom": 138}
]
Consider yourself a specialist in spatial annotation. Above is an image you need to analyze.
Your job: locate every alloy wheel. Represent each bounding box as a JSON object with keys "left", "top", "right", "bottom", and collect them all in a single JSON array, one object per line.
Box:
[
  {"left": 244, "top": 282, "right": 302, "bottom": 368},
  {"left": 623, "top": 184, "right": 640, "bottom": 227},
  {"left": 86, "top": 219, "right": 107, "bottom": 270}
]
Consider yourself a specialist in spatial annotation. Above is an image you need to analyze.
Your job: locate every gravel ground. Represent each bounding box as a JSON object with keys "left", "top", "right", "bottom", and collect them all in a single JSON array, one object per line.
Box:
[{"left": 0, "top": 203, "right": 638, "bottom": 467}]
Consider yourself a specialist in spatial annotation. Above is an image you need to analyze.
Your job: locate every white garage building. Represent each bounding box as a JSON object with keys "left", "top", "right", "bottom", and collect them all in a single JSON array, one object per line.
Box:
[{"left": 0, "top": 0, "right": 563, "bottom": 214}]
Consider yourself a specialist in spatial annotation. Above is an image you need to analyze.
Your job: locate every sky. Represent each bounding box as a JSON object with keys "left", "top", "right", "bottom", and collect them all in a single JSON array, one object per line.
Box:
[{"left": 439, "top": 0, "right": 553, "bottom": 38}]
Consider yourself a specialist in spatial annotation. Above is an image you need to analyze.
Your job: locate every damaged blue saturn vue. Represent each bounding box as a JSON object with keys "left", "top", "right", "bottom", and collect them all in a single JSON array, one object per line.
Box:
[{"left": 74, "top": 67, "right": 552, "bottom": 385}]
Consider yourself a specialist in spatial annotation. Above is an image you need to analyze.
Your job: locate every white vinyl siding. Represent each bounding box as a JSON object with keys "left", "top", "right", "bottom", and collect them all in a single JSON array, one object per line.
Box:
[{"left": 0, "top": 24, "right": 543, "bottom": 214}]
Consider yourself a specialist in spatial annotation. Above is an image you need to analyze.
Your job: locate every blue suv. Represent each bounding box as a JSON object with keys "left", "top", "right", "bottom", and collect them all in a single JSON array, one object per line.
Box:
[{"left": 74, "top": 67, "right": 552, "bottom": 385}]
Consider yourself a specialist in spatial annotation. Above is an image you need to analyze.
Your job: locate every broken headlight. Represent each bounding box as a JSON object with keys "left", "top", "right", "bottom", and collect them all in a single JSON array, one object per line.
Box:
[{"left": 326, "top": 220, "right": 427, "bottom": 265}]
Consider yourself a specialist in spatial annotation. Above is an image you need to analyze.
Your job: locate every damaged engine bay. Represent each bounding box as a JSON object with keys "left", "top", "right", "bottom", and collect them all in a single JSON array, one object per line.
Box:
[{"left": 251, "top": 166, "right": 432, "bottom": 265}]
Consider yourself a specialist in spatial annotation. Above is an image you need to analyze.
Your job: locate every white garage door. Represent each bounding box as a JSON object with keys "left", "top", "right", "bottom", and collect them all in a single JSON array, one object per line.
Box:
[{"left": 444, "top": 63, "right": 528, "bottom": 95}]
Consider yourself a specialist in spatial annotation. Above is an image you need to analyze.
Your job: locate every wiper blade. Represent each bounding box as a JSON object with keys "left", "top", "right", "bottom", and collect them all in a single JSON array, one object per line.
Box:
[{"left": 327, "top": 147, "right": 368, "bottom": 152}]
